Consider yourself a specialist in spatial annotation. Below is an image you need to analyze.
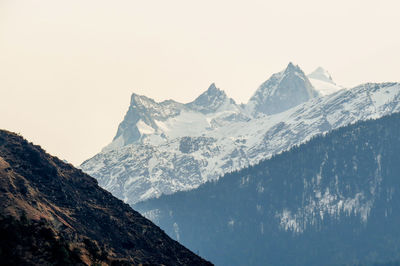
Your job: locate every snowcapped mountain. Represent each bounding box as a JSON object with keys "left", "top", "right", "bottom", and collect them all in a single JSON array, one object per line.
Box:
[
  {"left": 135, "top": 112, "right": 400, "bottom": 266},
  {"left": 246, "top": 62, "right": 319, "bottom": 116},
  {"left": 308, "top": 67, "right": 344, "bottom": 96},
  {"left": 104, "top": 83, "right": 247, "bottom": 152},
  {"left": 107, "top": 94, "right": 184, "bottom": 150},
  {"left": 81, "top": 78, "right": 400, "bottom": 204},
  {"left": 308, "top": 66, "right": 335, "bottom": 83},
  {"left": 186, "top": 83, "right": 241, "bottom": 114}
]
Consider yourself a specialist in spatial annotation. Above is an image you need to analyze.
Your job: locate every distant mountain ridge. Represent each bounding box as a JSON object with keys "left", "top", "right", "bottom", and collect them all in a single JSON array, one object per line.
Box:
[
  {"left": 81, "top": 62, "right": 399, "bottom": 204},
  {"left": 135, "top": 112, "right": 400, "bottom": 266},
  {"left": 104, "top": 63, "right": 329, "bottom": 152},
  {"left": 106, "top": 83, "right": 245, "bottom": 152},
  {"left": 307, "top": 66, "right": 343, "bottom": 96},
  {"left": 308, "top": 66, "right": 335, "bottom": 84},
  {"left": 186, "top": 83, "right": 240, "bottom": 114},
  {"left": 246, "top": 62, "right": 319, "bottom": 115},
  {"left": 0, "top": 130, "right": 211, "bottom": 265}
]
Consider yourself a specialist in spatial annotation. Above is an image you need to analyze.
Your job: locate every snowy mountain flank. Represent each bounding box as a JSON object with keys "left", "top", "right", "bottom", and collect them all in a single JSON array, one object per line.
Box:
[
  {"left": 81, "top": 63, "right": 400, "bottom": 205},
  {"left": 103, "top": 82, "right": 246, "bottom": 152},
  {"left": 307, "top": 66, "right": 344, "bottom": 96},
  {"left": 246, "top": 62, "right": 319, "bottom": 116},
  {"left": 135, "top": 112, "right": 400, "bottom": 266}
]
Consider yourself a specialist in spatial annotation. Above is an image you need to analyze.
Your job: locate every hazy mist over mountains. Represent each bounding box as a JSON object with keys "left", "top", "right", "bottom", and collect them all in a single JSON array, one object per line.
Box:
[
  {"left": 2, "top": 0, "right": 399, "bottom": 169},
  {"left": 78, "top": 62, "right": 400, "bottom": 265},
  {"left": 81, "top": 63, "right": 400, "bottom": 205},
  {"left": 1, "top": 59, "right": 400, "bottom": 265},
  {"left": 2, "top": 1, "right": 400, "bottom": 265}
]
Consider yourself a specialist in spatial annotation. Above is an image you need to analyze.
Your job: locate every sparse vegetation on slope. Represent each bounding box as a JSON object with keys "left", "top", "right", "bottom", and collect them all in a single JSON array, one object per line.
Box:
[{"left": 0, "top": 129, "right": 212, "bottom": 265}]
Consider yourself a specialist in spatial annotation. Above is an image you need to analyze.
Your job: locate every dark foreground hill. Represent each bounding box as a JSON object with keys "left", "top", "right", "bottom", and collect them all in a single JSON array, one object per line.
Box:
[
  {"left": 0, "top": 130, "right": 212, "bottom": 265},
  {"left": 135, "top": 112, "right": 400, "bottom": 266}
]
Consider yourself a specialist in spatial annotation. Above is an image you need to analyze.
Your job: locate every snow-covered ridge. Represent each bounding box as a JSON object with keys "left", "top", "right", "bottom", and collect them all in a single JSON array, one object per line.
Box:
[
  {"left": 107, "top": 63, "right": 341, "bottom": 153},
  {"left": 105, "top": 83, "right": 246, "bottom": 152},
  {"left": 81, "top": 80, "right": 400, "bottom": 204},
  {"left": 186, "top": 83, "right": 240, "bottom": 114},
  {"left": 246, "top": 62, "right": 319, "bottom": 116},
  {"left": 307, "top": 66, "right": 344, "bottom": 96},
  {"left": 308, "top": 66, "right": 335, "bottom": 84}
]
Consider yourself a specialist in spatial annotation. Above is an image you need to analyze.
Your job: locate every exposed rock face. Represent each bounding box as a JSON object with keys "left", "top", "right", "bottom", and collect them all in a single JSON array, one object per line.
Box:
[
  {"left": 186, "top": 83, "right": 239, "bottom": 114},
  {"left": 246, "top": 62, "right": 319, "bottom": 116},
  {"left": 82, "top": 82, "right": 400, "bottom": 205},
  {"left": 111, "top": 94, "right": 184, "bottom": 149},
  {"left": 0, "top": 130, "right": 212, "bottom": 265},
  {"left": 106, "top": 83, "right": 244, "bottom": 152}
]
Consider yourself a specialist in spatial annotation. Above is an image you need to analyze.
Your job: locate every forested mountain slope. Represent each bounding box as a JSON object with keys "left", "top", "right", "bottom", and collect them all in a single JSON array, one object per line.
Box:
[{"left": 135, "top": 112, "right": 400, "bottom": 266}]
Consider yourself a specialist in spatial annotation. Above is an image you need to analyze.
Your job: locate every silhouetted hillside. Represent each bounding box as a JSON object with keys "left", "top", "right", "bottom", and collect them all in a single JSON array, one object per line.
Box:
[{"left": 0, "top": 130, "right": 212, "bottom": 265}]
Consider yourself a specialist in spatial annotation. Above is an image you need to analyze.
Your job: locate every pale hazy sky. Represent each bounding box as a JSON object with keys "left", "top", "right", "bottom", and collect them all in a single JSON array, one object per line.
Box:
[{"left": 0, "top": 0, "right": 399, "bottom": 165}]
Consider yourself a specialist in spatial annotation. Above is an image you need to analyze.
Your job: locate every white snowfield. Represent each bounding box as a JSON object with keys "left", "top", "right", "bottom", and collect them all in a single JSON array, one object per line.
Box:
[
  {"left": 81, "top": 64, "right": 400, "bottom": 205},
  {"left": 308, "top": 78, "right": 343, "bottom": 96},
  {"left": 308, "top": 67, "right": 343, "bottom": 96}
]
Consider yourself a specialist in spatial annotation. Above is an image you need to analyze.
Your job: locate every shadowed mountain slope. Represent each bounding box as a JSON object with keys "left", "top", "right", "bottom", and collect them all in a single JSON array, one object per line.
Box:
[{"left": 0, "top": 130, "right": 212, "bottom": 265}]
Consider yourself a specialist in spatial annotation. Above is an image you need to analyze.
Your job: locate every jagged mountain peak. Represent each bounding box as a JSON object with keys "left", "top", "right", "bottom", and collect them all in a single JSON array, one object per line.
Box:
[
  {"left": 206, "top": 82, "right": 219, "bottom": 92},
  {"left": 130, "top": 92, "right": 182, "bottom": 108},
  {"left": 265, "top": 62, "right": 304, "bottom": 83},
  {"left": 198, "top": 83, "right": 228, "bottom": 101},
  {"left": 130, "top": 92, "right": 152, "bottom": 103},
  {"left": 246, "top": 62, "right": 319, "bottom": 116},
  {"left": 308, "top": 67, "right": 335, "bottom": 84},
  {"left": 106, "top": 82, "right": 246, "bottom": 151},
  {"left": 109, "top": 92, "right": 184, "bottom": 149},
  {"left": 82, "top": 82, "right": 400, "bottom": 205},
  {"left": 129, "top": 93, "right": 157, "bottom": 111},
  {"left": 186, "top": 83, "right": 237, "bottom": 114},
  {"left": 284, "top": 62, "right": 301, "bottom": 73}
]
